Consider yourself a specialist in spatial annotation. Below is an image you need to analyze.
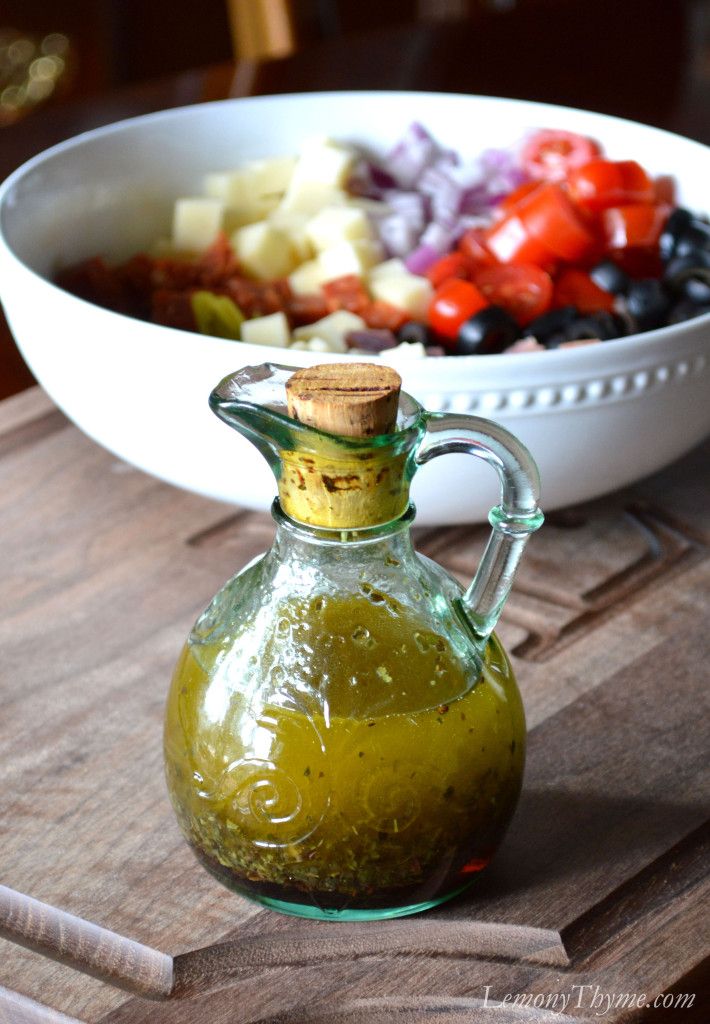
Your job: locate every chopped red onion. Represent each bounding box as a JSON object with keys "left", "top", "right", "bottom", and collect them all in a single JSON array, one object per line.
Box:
[
  {"left": 385, "top": 122, "right": 441, "bottom": 188},
  {"left": 404, "top": 244, "right": 439, "bottom": 274},
  {"left": 377, "top": 214, "right": 418, "bottom": 257},
  {"left": 382, "top": 190, "right": 428, "bottom": 233},
  {"left": 418, "top": 166, "right": 464, "bottom": 227},
  {"left": 420, "top": 220, "right": 457, "bottom": 254}
]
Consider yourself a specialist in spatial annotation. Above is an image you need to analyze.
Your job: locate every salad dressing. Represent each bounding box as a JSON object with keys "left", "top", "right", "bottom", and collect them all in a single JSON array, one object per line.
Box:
[{"left": 165, "top": 594, "right": 525, "bottom": 912}]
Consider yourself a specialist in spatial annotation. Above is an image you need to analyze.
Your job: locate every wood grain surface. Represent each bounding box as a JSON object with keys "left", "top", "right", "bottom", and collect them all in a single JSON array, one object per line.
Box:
[{"left": 0, "top": 388, "right": 707, "bottom": 1023}]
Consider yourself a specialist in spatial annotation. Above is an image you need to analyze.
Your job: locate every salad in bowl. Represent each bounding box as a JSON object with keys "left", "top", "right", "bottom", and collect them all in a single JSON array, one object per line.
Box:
[
  {"left": 55, "top": 120, "right": 710, "bottom": 362},
  {"left": 0, "top": 91, "right": 708, "bottom": 522}
]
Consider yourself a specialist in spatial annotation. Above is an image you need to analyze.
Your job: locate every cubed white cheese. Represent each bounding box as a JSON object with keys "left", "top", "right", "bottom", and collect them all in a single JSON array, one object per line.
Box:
[
  {"left": 289, "top": 336, "right": 335, "bottom": 353},
  {"left": 289, "top": 138, "right": 355, "bottom": 190},
  {"left": 368, "top": 258, "right": 408, "bottom": 280},
  {"left": 240, "top": 311, "right": 290, "bottom": 348},
  {"left": 202, "top": 171, "right": 274, "bottom": 226},
  {"left": 247, "top": 155, "right": 297, "bottom": 196},
  {"left": 288, "top": 258, "right": 327, "bottom": 295},
  {"left": 318, "top": 239, "right": 384, "bottom": 282},
  {"left": 369, "top": 273, "right": 433, "bottom": 320},
  {"left": 293, "top": 310, "right": 366, "bottom": 353},
  {"left": 348, "top": 197, "right": 392, "bottom": 216},
  {"left": 268, "top": 210, "right": 315, "bottom": 262},
  {"left": 278, "top": 182, "right": 349, "bottom": 214},
  {"left": 203, "top": 171, "right": 241, "bottom": 202},
  {"left": 379, "top": 341, "right": 428, "bottom": 362},
  {"left": 172, "top": 197, "right": 225, "bottom": 252},
  {"left": 231, "top": 221, "right": 297, "bottom": 280},
  {"left": 305, "top": 206, "right": 374, "bottom": 252}
]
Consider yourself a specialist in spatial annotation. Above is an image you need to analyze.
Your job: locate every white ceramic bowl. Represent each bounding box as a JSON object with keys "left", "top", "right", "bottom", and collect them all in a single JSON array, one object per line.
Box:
[{"left": 0, "top": 92, "right": 708, "bottom": 524}]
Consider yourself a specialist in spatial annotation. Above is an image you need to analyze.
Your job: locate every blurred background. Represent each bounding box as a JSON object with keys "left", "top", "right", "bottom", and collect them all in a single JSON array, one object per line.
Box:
[
  {"left": 1, "top": 0, "right": 707, "bottom": 130},
  {"left": 1, "top": 0, "right": 709, "bottom": 396}
]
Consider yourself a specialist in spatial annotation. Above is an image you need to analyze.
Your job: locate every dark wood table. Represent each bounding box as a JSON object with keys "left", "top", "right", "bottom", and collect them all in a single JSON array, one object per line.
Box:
[{"left": 0, "top": 5, "right": 709, "bottom": 1021}]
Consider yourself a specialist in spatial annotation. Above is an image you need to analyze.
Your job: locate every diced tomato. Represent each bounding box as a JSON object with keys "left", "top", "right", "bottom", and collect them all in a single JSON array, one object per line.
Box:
[
  {"left": 608, "top": 249, "right": 663, "bottom": 279},
  {"left": 226, "top": 278, "right": 280, "bottom": 319},
  {"left": 458, "top": 226, "right": 498, "bottom": 267},
  {"left": 115, "top": 254, "right": 154, "bottom": 318},
  {"left": 485, "top": 213, "right": 557, "bottom": 268},
  {"left": 55, "top": 256, "right": 131, "bottom": 314},
  {"left": 285, "top": 292, "right": 330, "bottom": 326},
  {"left": 196, "top": 231, "right": 240, "bottom": 285},
  {"left": 601, "top": 203, "right": 670, "bottom": 250},
  {"left": 471, "top": 264, "right": 553, "bottom": 326},
  {"left": 322, "top": 274, "right": 370, "bottom": 315},
  {"left": 426, "top": 251, "right": 471, "bottom": 288},
  {"left": 552, "top": 268, "right": 616, "bottom": 314},
  {"left": 654, "top": 175, "right": 676, "bottom": 206},
  {"left": 567, "top": 160, "right": 655, "bottom": 213},
  {"left": 494, "top": 180, "right": 541, "bottom": 218},
  {"left": 362, "top": 300, "right": 410, "bottom": 332},
  {"left": 517, "top": 184, "right": 597, "bottom": 263},
  {"left": 428, "top": 279, "right": 489, "bottom": 340},
  {"left": 151, "top": 289, "right": 198, "bottom": 331},
  {"left": 521, "top": 129, "right": 602, "bottom": 182}
]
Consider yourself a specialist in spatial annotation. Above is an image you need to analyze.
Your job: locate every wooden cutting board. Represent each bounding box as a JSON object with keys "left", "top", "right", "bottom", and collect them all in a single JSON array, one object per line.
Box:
[{"left": 0, "top": 388, "right": 707, "bottom": 1023}]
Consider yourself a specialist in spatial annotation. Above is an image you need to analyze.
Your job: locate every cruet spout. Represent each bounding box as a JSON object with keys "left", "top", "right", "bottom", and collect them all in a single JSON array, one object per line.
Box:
[{"left": 209, "top": 363, "right": 301, "bottom": 480}]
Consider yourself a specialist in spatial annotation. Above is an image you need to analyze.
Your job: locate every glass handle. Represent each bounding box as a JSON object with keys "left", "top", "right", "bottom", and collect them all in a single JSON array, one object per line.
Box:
[{"left": 415, "top": 413, "right": 544, "bottom": 640}]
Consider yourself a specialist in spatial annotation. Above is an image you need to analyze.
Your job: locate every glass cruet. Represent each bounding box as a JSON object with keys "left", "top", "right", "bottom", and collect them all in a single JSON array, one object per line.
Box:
[{"left": 164, "top": 362, "right": 543, "bottom": 920}]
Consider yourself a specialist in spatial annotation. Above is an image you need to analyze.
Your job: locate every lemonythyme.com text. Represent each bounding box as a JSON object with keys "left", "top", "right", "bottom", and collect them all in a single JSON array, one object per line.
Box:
[{"left": 483, "top": 985, "right": 695, "bottom": 1017}]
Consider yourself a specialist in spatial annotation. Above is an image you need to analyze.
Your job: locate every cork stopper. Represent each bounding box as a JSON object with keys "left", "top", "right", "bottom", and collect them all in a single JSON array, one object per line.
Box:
[
  {"left": 286, "top": 363, "right": 401, "bottom": 438},
  {"left": 279, "top": 363, "right": 407, "bottom": 529}
]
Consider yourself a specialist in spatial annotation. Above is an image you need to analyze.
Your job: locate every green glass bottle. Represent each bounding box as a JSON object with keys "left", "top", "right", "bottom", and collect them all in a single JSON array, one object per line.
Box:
[{"left": 164, "top": 362, "right": 542, "bottom": 920}]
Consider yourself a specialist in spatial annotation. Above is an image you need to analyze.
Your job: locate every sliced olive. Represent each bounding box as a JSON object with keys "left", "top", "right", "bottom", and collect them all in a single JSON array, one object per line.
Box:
[
  {"left": 398, "top": 320, "right": 433, "bottom": 346},
  {"left": 455, "top": 305, "right": 519, "bottom": 355},
  {"left": 589, "top": 260, "right": 631, "bottom": 295},
  {"left": 659, "top": 207, "right": 693, "bottom": 262},
  {"left": 623, "top": 279, "right": 671, "bottom": 331},
  {"left": 611, "top": 307, "right": 639, "bottom": 337},
  {"left": 668, "top": 298, "right": 710, "bottom": 324},
  {"left": 526, "top": 305, "right": 577, "bottom": 343},
  {"left": 663, "top": 244, "right": 708, "bottom": 282},
  {"left": 673, "top": 221, "right": 710, "bottom": 262},
  {"left": 545, "top": 311, "right": 619, "bottom": 348}
]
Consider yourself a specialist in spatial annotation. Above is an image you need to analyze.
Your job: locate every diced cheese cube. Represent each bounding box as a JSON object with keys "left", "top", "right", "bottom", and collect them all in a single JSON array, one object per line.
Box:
[
  {"left": 172, "top": 197, "right": 225, "bottom": 252},
  {"left": 278, "top": 182, "right": 349, "bottom": 214},
  {"left": 290, "top": 138, "right": 355, "bottom": 190},
  {"left": 318, "top": 239, "right": 384, "bottom": 282},
  {"left": 305, "top": 337, "right": 334, "bottom": 353},
  {"left": 231, "top": 221, "right": 297, "bottom": 280},
  {"left": 293, "top": 310, "right": 366, "bottom": 353},
  {"left": 247, "top": 155, "right": 297, "bottom": 196},
  {"left": 268, "top": 210, "right": 315, "bottom": 262},
  {"left": 380, "top": 341, "right": 428, "bottom": 362},
  {"left": 288, "top": 258, "right": 327, "bottom": 295},
  {"left": 368, "top": 258, "right": 408, "bottom": 280},
  {"left": 203, "top": 168, "right": 281, "bottom": 226},
  {"left": 305, "top": 206, "right": 374, "bottom": 252},
  {"left": 240, "top": 311, "right": 290, "bottom": 348},
  {"left": 347, "top": 197, "right": 392, "bottom": 216},
  {"left": 201, "top": 171, "right": 246, "bottom": 202},
  {"left": 289, "top": 336, "right": 335, "bottom": 353},
  {"left": 369, "top": 273, "right": 433, "bottom": 320}
]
